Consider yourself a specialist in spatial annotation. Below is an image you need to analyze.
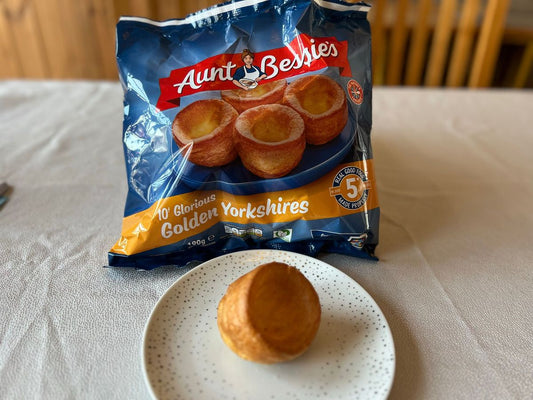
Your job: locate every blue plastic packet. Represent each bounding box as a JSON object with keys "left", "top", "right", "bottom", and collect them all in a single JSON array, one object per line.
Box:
[{"left": 109, "top": 0, "right": 378, "bottom": 269}]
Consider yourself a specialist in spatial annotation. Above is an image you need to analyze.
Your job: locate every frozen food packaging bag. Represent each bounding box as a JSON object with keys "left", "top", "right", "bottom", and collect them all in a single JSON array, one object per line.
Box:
[{"left": 109, "top": 0, "right": 378, "bottom": 269}]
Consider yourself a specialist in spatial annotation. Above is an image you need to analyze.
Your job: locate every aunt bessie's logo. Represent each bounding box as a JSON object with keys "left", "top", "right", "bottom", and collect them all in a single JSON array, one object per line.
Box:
[{"left": 156, "top": 34, "right": 351, "bottom": 111}]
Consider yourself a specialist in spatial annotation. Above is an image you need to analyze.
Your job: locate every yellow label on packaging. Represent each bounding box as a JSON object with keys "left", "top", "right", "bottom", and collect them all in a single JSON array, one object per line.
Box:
[{"left": 111, "top": 160, "right": 378, "bottom": 256}]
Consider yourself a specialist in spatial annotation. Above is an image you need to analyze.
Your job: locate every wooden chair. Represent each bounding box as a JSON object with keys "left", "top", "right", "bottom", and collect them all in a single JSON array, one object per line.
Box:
[{"left": 368, "top": 0, "right": 513, "bottom": 87}]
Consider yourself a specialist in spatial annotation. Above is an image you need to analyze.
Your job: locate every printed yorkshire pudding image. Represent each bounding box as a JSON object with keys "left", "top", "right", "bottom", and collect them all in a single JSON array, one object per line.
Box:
[
  {"left": 283, "top": 75, "right": 348, "bottom": 145},
  {"left": 217, "top": 262, "right": 321, "bottom": 364},
  {"left": 172, "top": 99, "right": 238, "bottom": 167},
  {"left": 221, "top": 79, "right": 287, "bottom": 114},
  {"left": 234, "top": 104, "right": 305, "bottom": 179}
]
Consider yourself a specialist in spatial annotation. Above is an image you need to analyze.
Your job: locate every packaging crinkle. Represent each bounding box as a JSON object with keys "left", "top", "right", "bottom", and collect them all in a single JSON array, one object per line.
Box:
[{"left": 109, "top": 0, "right": 379, "bottom": 269}]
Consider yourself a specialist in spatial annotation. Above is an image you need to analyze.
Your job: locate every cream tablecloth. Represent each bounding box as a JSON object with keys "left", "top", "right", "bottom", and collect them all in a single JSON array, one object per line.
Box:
[{"left": 1, "top": 81, "right": 532, "bottom": 399}]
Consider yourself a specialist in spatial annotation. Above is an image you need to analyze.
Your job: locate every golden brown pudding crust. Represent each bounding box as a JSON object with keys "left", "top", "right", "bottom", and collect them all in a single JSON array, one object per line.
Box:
[
  {"left": 283, "top": 75, "right": 348, "bottom": 145},
  {"left": 234, "top": 104, "right": 305, "bottom": 179},
  {"left": 172, "top": 99, "right": 238, "bottom": 167},
  {"left": 217, "top": 262, "right": 321, "bottom": 364},
  {"left": 221, "top": 79, "right": 287, "bottom": 114}
]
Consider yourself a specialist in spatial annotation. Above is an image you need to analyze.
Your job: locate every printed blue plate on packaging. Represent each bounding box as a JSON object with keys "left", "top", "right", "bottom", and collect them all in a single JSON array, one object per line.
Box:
[{"left": 174, "top": 117, "right": 354, "bottom": 195}]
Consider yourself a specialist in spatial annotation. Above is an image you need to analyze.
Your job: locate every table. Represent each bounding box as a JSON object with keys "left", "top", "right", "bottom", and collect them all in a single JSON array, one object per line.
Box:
[{"left": 1, "top": 81, "right": 532, "bottom": 399}]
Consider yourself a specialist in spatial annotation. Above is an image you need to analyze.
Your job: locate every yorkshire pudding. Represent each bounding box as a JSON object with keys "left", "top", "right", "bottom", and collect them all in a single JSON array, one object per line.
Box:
[
  {"left": 172, "top": 99, "right": 238, "bottom": 167},
  {"left": 221, "top": 79, "right": 287, "bottom": 114},
  {"left": 217, "top": 262, "right": 321, "bottom": 364},
  {"left": 283, "top": 75, "right": 348, "bottom": 145},
  {"left": 234, "top": 104, "right": 305, "bottom": 179}
]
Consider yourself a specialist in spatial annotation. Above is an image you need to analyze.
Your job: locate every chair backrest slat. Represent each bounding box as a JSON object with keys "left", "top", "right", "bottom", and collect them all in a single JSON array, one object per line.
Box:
[
  {"left": 369, "top": 0, "right": 388, "bottom": 85},
  {"left": 386, "top": 0, "right": 410, "bottom": 85},
  {"left": 425, "top": 0, "right": 458, "bottom": 86},
  {"left": 405, "top": 0, "right": 433, "bottom": 86},
  {"left": 468, "top": 0, "right": 511, "bottom": 87},
  {"left": 446, "top": 0, "right": 482, "bottom": 87}
]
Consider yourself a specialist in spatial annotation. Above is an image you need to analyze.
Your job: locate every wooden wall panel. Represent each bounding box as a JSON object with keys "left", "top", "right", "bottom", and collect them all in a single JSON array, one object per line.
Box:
[
  {"left": 155, "top": 1, "right": 181, "bottom": 20},
  {"left": 126, "top": 0, "right": 156, "bottom": 17},
  {"left": 0, "top": 0, "right": 526, "bottom": 87},
  {"left": 33, "top": 0, "right": 71, "bottom": 79},
  {"left": 0, "top": 3, "right": 22, "bottom": 78},
  {"left": 91, "top": 0, "right": 118, "bottom": 80},
  {"left": 53, "top": 0, "right": 105, "bottom": 79},
  {"left": 2, "top": 0, "right": 49, "bottom": 78}
]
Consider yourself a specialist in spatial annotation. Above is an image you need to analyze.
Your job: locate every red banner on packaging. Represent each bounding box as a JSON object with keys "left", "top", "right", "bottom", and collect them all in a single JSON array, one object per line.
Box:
[{"left": 156, "top": 34, "right": 351, "bottom": 111}]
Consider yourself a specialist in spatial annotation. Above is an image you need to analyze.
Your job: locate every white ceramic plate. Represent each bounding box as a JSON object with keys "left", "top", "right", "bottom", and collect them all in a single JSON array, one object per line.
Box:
[{"left": 142, "top": 250, "right": 395, "bottom": 400}]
